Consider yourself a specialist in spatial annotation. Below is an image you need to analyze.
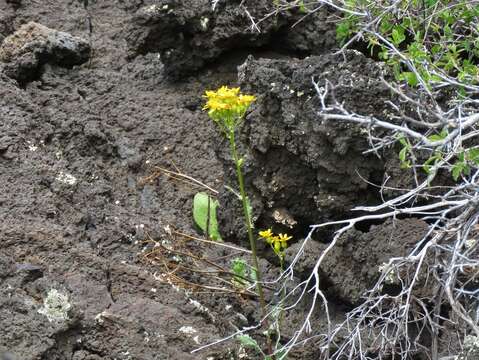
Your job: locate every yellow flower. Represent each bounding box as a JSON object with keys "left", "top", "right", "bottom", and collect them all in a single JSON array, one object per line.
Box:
[
  {"left": 260, "top": 229, "right": 292, "bottom": 259},
  {"left": 203, "top": 86, "right": 256, "bottom": 128},
  {"left": 202, "top": 99, "right": 228, "bottom": 111},
  {"left": 259, "top": 228, "right": 274, "bottom": 240},
  {"left": 278, "top": 233, "right": 292, "bottom": 250},
  {"left": 203, "top": 86, "right": 241, "bottom": 112},
  {"left": 216, "top": 86, "right": 240, "bottom": 98},
  {"left": 238, "top": 94, "right": 256, "bottom": 107}
]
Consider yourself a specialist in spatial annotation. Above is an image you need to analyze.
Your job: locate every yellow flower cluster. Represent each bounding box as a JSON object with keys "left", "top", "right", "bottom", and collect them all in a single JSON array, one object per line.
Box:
[
  {"left": 203, "top": 86, "right": 256, "bottom": 131},
  {"left": 259, "top": 228, "right": 292, "bottom": 259}
]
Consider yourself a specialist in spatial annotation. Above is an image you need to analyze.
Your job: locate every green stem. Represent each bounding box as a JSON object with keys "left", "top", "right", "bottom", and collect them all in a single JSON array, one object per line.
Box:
[
  {"left": 228, "top": 130, "right": 266, "bottom": 311},
  {"left": 278, "top": 257, "right": 285, "bottom": 334},
  {"left": 228, "top": 130, "right": 274, "bottom": 357}
]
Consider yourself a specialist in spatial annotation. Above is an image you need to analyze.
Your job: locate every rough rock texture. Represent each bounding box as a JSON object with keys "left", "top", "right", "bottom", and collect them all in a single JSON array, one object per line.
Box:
[
  {"left": 0, "top": 21, "right": 90, "bottom": 82},
  {"left": 0, "top": 224, "right": 226, "bottom": 360},
  {"left": 286, "top": 218, "right": 429, "bottom": 304},
  {"left": 217, "top": 51, "right": 394, "bottom": 242},
  {"left": 125, "top": 0, "right": 336, "bottom": 77},
  {"left": 0, "top": 1, "right": 246, "bottom": 358},
  {"left": 0, "top": 8, "right": 15, "bottom": 43},
  {"left": 0, "top": 0, "right": 448, "bottom": 359}
]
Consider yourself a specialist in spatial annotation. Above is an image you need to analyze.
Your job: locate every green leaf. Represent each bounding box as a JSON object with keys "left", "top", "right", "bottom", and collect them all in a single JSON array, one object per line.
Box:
[
  {"left": 428, "top": 129, "right": 448, "bottom": 142},
  {"left": 414, "top": 30, "right": 423, "bottom": 43},
  {"left": 232, "top": 258, "right": 248, "bottom": 278},
  {"left": 451, "top": 163, "right": 462, "bottom": 181},
  {"left": 464, "top": 164, "right": 471, "bottom": 176},
  {"left": 467, "top": 148, "right": 479, "bottom": 164},
  {"left": 451, "top": 159, "right": 471, "bottom": 181},
  {"left": 236, "top": 334, "right": 261, "bottom": 352},
  {"left": 422, "top": 154, "right": 438, "bottom": 174},
  {"left": 423, "top": 151, "right": 443, "bottom": 173},
  {"left": 401, "top": 72, "right": 419, "bottom": 87},
  {"left": 231, "top": 258, "right": 248, "bottom": 286},
  {"left": 298, "top": 0, "right": 306, "bottom": 13},
  {"left": 398, "top": 139, "right": 412, "bottom": 168},
  {"left": 397, "top": 135, "right": 408, "bottom": 147},
  {"left": 380, "top": 17, "right": 393, "bottom": 33},
  {"left": 336, "top": 21, "right": 352, "bottom": 43},
  {"left": 193, "top": 192, "right": 222, "bottom": 241},
  {"left": 392, "top": 62, "right": 402, "bottom": 81},
  {"left": 378, "top": 48, "right": 389, "bottom": 60},
  {"left": 391, "top": 26, "right": 406, "bottom": 45},
  {"left": 431, "top": 44, "right": 442, "bottom": 55},
  {"left": 399, "top": 146, "right": 408, "bottom": 163}
]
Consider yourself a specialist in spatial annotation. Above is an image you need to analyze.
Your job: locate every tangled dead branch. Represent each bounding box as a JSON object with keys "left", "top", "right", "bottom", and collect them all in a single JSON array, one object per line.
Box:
[
  {"left": 268, "top": 1, "right": 479, "bottom": 359},
  {"left": 186, "top": 1, "right": 479, "bottom": 359},
  {"left": 193, "top": 1, "right": 479, "bottom": 359}
]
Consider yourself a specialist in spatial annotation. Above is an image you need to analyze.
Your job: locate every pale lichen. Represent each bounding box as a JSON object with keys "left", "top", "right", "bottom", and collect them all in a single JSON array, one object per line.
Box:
[
  {"left": 56, "top": 171, "right": 77, "bottom": 186},
  {"left": 179, "top": 325, "right": 197, "bottom": 335},
  {"left": 378, "top": 262, "right": 396, "bottom": 284},
  {"left": 38, "top": 289, "right": 71, "bottom": 323},
  {"left": 459, "top": 335, "right": 479, "bottom": 360}
]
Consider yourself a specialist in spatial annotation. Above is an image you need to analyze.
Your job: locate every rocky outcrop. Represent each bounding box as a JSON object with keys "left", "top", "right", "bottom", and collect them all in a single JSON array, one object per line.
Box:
[
  {"left": 125, "top": 0, "right": 336, "bottom": 77},
  {"left": 216, "top": 50, "right": 394, "bottom": 241},
  {"left": 0, "top": 8, "right": 15, "bottom": 44},
  {"left": 0, "top": 22, "right": 90, "bottom": 82},
  {"left": 285, "top": 218, "right": 429, "bottom": 304}
]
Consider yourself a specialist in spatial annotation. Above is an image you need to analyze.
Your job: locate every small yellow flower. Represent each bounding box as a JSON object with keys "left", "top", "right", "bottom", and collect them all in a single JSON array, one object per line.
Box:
[
  {"left": 278, "top": 233, "right": 292, "bottom": 249},
  {"left": 216, "top": 85, "right": 240, "bottom": 98},
  {"left": 259, "top": 228, "right": 274, "bottom": 240},
  {"left": 203, "top": 86, "right": 256, "bottom": 130},
  {"left": 238, "top": 94, "right": 256, "bottom": 107},
  {"left": 202, "top": 99, "right": 228, "bottom": 111},
  {"left": 260, "top": 229, "right": 292, "bottom": 260}
]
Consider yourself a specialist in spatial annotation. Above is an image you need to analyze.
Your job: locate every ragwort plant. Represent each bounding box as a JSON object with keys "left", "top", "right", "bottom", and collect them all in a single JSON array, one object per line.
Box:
[
  {"left": 202, "top": 86, "right": 263, "bottom": 303},
  {"left": 203, "top": 86, "right": 294, "bottom": 359},
  {"left": 203, "top": 86, "right": 274, "bottom": 356},
  {"left": 259, "top": 229, "right": 292, "bottom": 352},
  {"left": 259, "top": 229, "right": 292, "bottom": 270}
]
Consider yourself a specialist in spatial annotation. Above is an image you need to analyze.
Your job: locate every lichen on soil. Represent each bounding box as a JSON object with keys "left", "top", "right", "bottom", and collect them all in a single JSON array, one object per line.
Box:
[{"left": 0, "top": 1, "right": 460, "bottom": 359}]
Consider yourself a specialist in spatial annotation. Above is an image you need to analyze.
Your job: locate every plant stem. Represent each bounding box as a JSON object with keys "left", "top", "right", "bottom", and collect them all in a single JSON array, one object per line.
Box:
[
  {"left": 228, "top": 130, "right": 274, "bottom": 357},
  {"left": 228, "top": 130, "right": 266, "bottom": 311},
  {"left": 278, "top": 257, "right": 285, "bottom": 333}
]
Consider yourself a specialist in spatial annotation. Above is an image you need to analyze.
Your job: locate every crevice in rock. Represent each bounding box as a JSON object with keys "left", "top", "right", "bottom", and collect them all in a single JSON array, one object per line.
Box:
[
  {"left": 105, "top": 267, "right": 115, "bottom": 305},
  {"left": 125, "top": 1, "right": 337, "bottom": 79}
]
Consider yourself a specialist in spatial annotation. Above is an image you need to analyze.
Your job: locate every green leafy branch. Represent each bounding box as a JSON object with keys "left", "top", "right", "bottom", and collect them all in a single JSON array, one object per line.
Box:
[
  {"left": 451, "top": 148, "right": 479, "bottom": 181},
  {"left": 337, "top": 0, "right": 479, "bottom": 91}
]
